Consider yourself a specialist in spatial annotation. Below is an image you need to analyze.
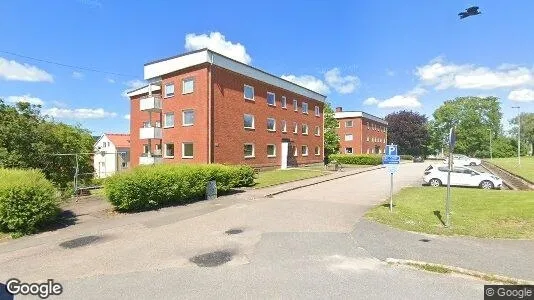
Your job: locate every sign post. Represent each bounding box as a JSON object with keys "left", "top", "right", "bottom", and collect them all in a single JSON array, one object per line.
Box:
[
  {"left": 382, "top": 145, "right": 400, "bottom": 212},
  {"left": 445, "top": 127, "right": 456, "bottom": 228}
]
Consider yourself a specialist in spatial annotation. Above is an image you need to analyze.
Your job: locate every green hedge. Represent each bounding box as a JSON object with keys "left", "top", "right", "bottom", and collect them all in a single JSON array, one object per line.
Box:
[
  {"left": 400, "top": 155, "right": 414, "bottom": 160},
  {"left": 105, "top": 164, "right": 255, "bottom": 212},
  {"left": 329, "top": 154, "right": 382, "bottom": 165},
  {"left": 0, "top": 168, "right": 60, "bottom": 235}
]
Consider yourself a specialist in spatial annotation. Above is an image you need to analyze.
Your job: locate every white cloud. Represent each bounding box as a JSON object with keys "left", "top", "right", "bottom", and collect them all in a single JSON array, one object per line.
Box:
[
  {"left": 124, "top": 114, "right": 130, "bottom": 120},
  {"left": 281, "top": 74, "right": 330, "bottom": 95},
  {"left": 185, "top": 32, "right": 252, "bottom": 64},
  {"left": 363, "top": 97, "right": 379, "bottom": 105},
  {"left": 416, "top": 57, "right": 534, "bottom": 90},
  {"left": 366, "top": 86, "right": 425, "bottom": 109},
  {"left": 72, "top": 71, "right": 84, "bottom": 79},
  {"left": 5, "top": 94, "right": 45, "bottom": 106},
  {"left": 508, "top": 89, "right": 534, "bottom": 102},
  {"left": 0, "top": 57, "right": 54, "bottom": 82},
  {"left": 107, "top": 78, "right": 115, "bottom": 84},
  {"left": 324, "top": 68, "right": 360, "bottom": 94},
  {"left": 43, "top": 107, "right": 117, "bottom": 119}
]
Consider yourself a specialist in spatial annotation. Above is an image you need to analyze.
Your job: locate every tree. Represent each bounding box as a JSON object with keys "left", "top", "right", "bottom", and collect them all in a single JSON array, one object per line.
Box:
[
  {"left": 430, "top": 96, "right": 502, "bottom": 157},
  {"left": 0, "top": 99, "right": 95, "bottom": 188},
  {"left": 323, "top": 102, "right": 340, "bottom": 158},
  {"left": 509, "top": 112, "right": 534, "bottom": 155},
  {"left": 384, "top": 110, "right": 429, "bottom": 156}
]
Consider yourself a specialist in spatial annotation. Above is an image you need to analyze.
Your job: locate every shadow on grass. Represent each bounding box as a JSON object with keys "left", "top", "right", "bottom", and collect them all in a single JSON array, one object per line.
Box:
[{"left": 433, "top": 210, "right": 446, "bottom": 226}]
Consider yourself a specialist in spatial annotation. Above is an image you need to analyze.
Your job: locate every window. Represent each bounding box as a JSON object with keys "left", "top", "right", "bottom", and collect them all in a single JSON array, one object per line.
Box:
[
  {"left": 301, "top": 145, "right": 309, "bottom": 156},
  {"left": 345, "top": 120, "right": 353, "bottom": 128},
  {"left": 267, "top": 118, "right": 276, "bottom": 131},
  {"left": 142, "top": 121, "right": 150, "bottom": 128},
  {"left": 155, "top": 144, "right": 162, "bottom": 155},
  {"left": 367, "top": 148, "right": 370, "bottom": 154},
  {"left": 164, "top": 83, "right": 175, "bottom": 98},
  {"left": 293, "top": 146, "right": 298, "bottom": 156},
  {"left": 281, "top": 120, "right": 287, "bottom": 132},
  {"left": 267, "top": 92, "right": 276, "bottom": 106},
  {"left": 345, "top": 147, "right": 353, "bottom": 154},
  {"left": 315, "top": 106, "right": 320, "bottom": 116},
  {"left": 293, "top": 122, "right": 298, "bottom": 134},
  {"left": 345, "top": 134, "right": 353, "bottom": 141},
  {"left": 293, "top": 99, "right": 298, "bottom": 111},
  {"left": 164, "top": 143, "right": 174, "bottom": 158},
  {"left": 155, "top": 121, "right": 161, "bottom": 128},
  {"left": 315, "top": 126, "right": 320, "bottom": 136},
  {"left": 143, "top": 144, "right": 149, "bottom": 154},
  {"left": 164, "top": 112, "right": 174, "bottom": 128},
  {"left": 182, "top": 109, "right": 195, "bottom": 126},
  {"left": 244, "top": 143, "right": 254, "bottom": 158},
  {"left": 244, "top": 85, "right": 254, "bottom": 100},
  {"left": 336, "top": 122, "right": 340, "bottom": 128},
  {"left": 267, "top": 144, "right": 276, "bottom": 157},
  {"left": 302, "top": 124, "right": 309, "bottom": 135},
  {"left": 244, "top": 114, "right": 255, "bottom": 129},
  {"left": 367, "top": 122, "right": 370, "bottom": 129},
  {"left": 315, "top": 146, "right": 320, "bottom": 156},
  {"left": 302, "top": 102, "right": 308, "bottom": 114},
  {"left": 182, "top": 78, "right": 194, "bottom": 94},
  {"left": 281, "top": 96, "right": 287, "bottom": 108},
  {"left": 366, "top": 136, "right": 370, "bottom": 142},
  {"left": 182, "top": 142, "right": 193, "bottom": 158}
]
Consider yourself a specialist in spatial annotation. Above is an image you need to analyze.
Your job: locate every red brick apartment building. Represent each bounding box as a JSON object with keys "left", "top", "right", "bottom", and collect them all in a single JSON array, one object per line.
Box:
[
  {"left": 334, "top": 107, "right": 388, "bottom": 155},
  {"left": 127, "top": 49, "right": 326, "bottom": 168}
]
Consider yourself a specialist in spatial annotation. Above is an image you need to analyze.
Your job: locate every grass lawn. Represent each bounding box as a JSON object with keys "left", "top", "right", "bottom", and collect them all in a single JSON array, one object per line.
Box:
[
  {"left": 490, "top": 157, "right": 534, "bottom": 182},
  {"left": 254, "top": 168, "right": 329, "bottom": 188},
  {"left": 365, "top": 187, "right": 534, "bottom": 239}
]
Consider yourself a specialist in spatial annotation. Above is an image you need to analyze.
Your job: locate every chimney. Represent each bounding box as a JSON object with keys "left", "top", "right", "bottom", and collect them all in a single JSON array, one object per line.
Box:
[{"left": 335, "top": 107, "right": 343, "bottom": 112}]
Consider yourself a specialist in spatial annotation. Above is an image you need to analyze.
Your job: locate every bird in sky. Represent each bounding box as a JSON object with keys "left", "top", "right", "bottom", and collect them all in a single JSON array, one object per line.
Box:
[{"left": 459, "top": 6, "right": 481, "bottom": 19}]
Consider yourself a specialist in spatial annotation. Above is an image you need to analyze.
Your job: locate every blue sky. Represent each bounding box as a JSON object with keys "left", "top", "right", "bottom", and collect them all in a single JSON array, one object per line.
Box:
[{"left": 1, "top": 0, "right": 533, "bottom": 135}]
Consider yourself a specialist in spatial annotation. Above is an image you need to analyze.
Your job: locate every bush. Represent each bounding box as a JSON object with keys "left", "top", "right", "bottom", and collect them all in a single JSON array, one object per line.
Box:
[
  {"left": 329, "top": 154, "right": 382, "bottom": 165},
  {"left": 400, "top": 155, "right": 414, "bottom": 160},
  {"left": 0, "top": 168, "right": 60, "bottom": 235},
  {"left": 105, "top": 164, "right": 255, "bottom": 212}
]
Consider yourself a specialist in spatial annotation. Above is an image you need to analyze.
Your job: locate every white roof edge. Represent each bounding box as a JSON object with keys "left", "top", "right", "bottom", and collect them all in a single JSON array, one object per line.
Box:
[
  {"left": 334, "top": 111, "right": 388, "bottom": 125},
  {"left": 126, "top": 84, "right": 161, "bottom": 97},
  {"left": 143, "top": 49, "right": 327, "bottom": 103}
]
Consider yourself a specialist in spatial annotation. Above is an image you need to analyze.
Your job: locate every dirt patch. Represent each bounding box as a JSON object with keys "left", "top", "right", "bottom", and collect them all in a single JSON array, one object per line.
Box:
[
  {"left": 225, "top": 229, "right": 243, "bottom": 235},
  {"left": 190, "top": 250, "right": 234, "bottom": 267}
]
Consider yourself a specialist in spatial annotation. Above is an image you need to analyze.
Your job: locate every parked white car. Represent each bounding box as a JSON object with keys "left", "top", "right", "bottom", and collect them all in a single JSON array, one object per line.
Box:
[
  {"left": 443, "top": 154, "right": 481, "bottom": 166},
  {"left": 423, "top": 165, "right": 502, "bottom": 189}
]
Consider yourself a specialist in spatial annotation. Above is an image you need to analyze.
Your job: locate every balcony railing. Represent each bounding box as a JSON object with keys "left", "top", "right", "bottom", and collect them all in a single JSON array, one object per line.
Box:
[
  {"left": 140, "top": 96, "right": 162, "bottom": 111},
  {"left": 139, "top": 155, "right": 163, "bottom": 165},
  {"left": 140, "top": 127, "right": 162, "bottom": 139}
]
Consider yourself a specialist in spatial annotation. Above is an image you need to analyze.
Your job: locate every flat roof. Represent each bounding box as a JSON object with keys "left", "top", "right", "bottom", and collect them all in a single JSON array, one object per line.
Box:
[
  {"left": 142, "top": 48, "right": 327, "bottom": 102},
  {"left": 334, "top": 111, "right": 388, "bottom": 125}
]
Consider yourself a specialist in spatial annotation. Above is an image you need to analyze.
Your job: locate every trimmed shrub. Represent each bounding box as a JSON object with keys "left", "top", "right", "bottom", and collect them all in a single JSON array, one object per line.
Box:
[
  {"left": 0, "top": 168, "right": 60, "bottom": 235},
  {"left": 329, "top": 154, "right": 382, "bottom": 165},
  {"left": 400, "top": 155, "right": 414, "bottom": 160},
  {"left": 104, "top": 164, "right": 254, "bottom": 212}
]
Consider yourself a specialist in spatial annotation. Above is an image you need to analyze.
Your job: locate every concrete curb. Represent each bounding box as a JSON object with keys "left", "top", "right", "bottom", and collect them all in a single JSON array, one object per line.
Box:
[
  {"left": 483, "top": 161, "right": 534, "bottom": 190},
  {"left": 478, "top": 163, "right": 514, "bottom": 190},
  {"left": 264, "top": 165, "right": 385, "bottom": 197},
  {"left": 386, "top": 258, "right": 534, "bottom": 285}
]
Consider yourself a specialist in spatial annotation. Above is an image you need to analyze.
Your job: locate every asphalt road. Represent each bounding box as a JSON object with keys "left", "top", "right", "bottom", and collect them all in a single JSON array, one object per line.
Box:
[{"left": 1, "top": 163, "right": 490, "bottom": 299}]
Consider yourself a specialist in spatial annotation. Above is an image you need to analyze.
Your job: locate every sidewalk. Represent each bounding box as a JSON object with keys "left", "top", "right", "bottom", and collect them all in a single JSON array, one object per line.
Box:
[{"left": 352, "top": 219, "right": 534, "bottom": 281}]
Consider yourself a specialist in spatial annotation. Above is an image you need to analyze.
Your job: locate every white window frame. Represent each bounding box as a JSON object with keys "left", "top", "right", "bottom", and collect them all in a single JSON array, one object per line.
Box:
[
  {"left": 281, "top": 96, "right": 287, "bottom": 108},
  {"left": 345, "top": 134, "right": 353, "bottom": 141},
  {"left": 302, "top": 102, "right": 308, "bottom": 114},
  {"left": 366, "top": 136, "right": 370, "bottom": 142},
  {"left": 281, "top": 120, "right": 287, "bottom": 133},
  {"left": 163, "top": 112, "right": 174, "bottom": 128},
  {"left": 314, "top": 126, "right": 320, "bottom": 136},
  {"left": 181, "top": 142, "right": 193, "bottom": 159},
  {"left": 244, "top": 143, "right": 255, "bottom": 158},
  {"left": 345, "top": 120, "right": 353, "bottom": 128},
  {"left": 345, "top": 147, "right": 353, "bottom": 154},
  {"left": 293, "top": 146, "right": 298, "bottom": 157},
  {"left": 182, "top": 78, "right": 194, "bottom": 94},
  {"left": 314, "top": 146, "right": 320, "bottom": 156},
  {"left": 267, "top": 118, "right": 276, "bottom": 131},
  {"left": 367, "top": 122, "right": 370, "bottom": 130},
  {"left": 267, "top": 144, "right": 276, "bottom": 158},
  {"left": 315, "top": 106, "right": 320, "bottom": 117},
  {"left": 143, "top": 144, "right": 149, "bottom": 154},
  {"left": 164, "top": 83, "right": 175, "bottom": 98},
  {"left": 302, "top": 124, "right": 309, "bottom": 135},
  {"left": 293, "top": 99, "right": 298, "bottom": 111},
  {"left": 244, "top": 114, "right": 255, "bottom": 129},
  {"left": 293, "top": 122, "right": 298, "bottom": 134},
  {"left": 164, "top": 143, "right": 175, "bottom": 158},
  {"left": 301, "top": 145, "right": 309, "bottom": 156},
  {"left": 182, "top": 109, "right": 195, "bottom": 126},
  {"left": 244, "top": 84, "right": 255, "bottom": 101},
  {"left": 267, "top": 92, "right": 276, "bottom": 106}
]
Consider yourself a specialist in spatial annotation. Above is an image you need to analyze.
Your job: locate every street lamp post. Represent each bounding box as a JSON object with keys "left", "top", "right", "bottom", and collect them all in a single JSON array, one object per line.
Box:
[
  {"left": 487, "top": 128, "right": 492, "bottom": 160},
  {"left": 512, "top": 106, "right": 521, "bottom": 166}
]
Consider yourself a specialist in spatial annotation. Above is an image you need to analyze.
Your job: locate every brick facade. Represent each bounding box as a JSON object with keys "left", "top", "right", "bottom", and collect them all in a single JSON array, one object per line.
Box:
[{"left": 335, "top": 108, "right": 388, "bottom": 155}]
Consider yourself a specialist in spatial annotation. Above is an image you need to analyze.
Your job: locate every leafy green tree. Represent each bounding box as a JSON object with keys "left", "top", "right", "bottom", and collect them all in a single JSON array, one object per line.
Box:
[
  {"left": 384, "top": 110, "right": 429, "bottom": 156},
  {"left": 323, "top": 102, "right": 340, "bottom": 158},
  {"left": 509, "top": 112, "right": 534, "bottom": 155},
  {"left": 430, "top": 96, "right": 502, "bottom": 157}
]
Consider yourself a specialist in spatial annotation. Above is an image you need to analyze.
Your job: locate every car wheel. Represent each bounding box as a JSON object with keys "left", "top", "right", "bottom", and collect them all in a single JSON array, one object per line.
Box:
[
  {"left": 429, "top": 178, "right": 442, "bottom": 187},
  {"left": 480, "top": 180, "right": 494, "bottom": 190}
]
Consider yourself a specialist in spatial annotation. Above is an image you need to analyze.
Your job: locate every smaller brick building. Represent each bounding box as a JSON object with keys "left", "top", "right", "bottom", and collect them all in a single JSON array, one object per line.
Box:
[{"left": 334, "top": 107, "right": 388, "bottom": 155}]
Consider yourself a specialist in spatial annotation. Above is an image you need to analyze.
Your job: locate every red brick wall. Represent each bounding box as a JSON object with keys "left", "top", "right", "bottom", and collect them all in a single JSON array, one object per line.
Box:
[
  {"left": 211, "top": 66, "right": 324, "bottom": 167},
  {"left": 336, "top": 117, "right": 387, "bottom": 154},
  {"left": 361, "top": 118, "right": 388, "bottom": 154},
  {"left": 130, "top": 91, "right": 162, "bottom": 167}
]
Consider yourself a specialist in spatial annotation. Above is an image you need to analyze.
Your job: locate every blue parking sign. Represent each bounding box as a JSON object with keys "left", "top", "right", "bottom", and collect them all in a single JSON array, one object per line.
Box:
[{"left": 386, "top": 145, "right": 398, "bottom": 156}]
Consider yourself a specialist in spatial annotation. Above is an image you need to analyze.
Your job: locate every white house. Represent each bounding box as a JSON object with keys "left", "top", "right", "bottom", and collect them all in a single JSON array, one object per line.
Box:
[{"left": 93, "top": 133, "right": 131, "bottom": 178}]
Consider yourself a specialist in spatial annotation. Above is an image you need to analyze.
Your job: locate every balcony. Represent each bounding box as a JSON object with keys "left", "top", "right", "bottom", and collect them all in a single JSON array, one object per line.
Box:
[
  {"left": 140, "top": 96, "right": 162, "bottom": 111},
  {"left": 139, "top": 155, "right": 163, "bottom": 165},
  {"left": 140, "top": 127, "right": 162, "bottom": 139}
]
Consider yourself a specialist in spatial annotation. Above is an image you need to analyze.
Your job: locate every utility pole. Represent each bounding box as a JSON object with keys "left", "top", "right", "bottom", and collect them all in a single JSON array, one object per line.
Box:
[
  {"left": 512, "top": 106, "right": 521, "bottom": 166},
  {"left": 487, "top": 128, "right": 492, "bottom": 160}
]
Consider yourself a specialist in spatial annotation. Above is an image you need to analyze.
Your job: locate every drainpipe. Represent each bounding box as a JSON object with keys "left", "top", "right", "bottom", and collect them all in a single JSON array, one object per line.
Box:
[{"left": 208, "top": 52, "right": 214, "bottom": 164}]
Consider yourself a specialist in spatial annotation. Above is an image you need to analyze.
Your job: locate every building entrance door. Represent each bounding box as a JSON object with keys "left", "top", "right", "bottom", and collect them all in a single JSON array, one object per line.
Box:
[{"left": 281, "top": 141, "right": 289, "bottom": 169}]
